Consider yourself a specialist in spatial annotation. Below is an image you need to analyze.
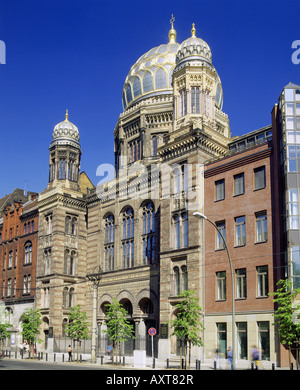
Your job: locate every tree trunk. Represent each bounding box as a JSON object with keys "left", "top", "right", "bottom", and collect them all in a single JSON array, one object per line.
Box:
[
  {"left": 188, "top": 340, "right": 191, "bottom": 369},
  {"left": 184, "top": 340, "right": 187, "bottom": 369},
  {"left": 180, "top": 339, "right": 182, "bottom": 369}
]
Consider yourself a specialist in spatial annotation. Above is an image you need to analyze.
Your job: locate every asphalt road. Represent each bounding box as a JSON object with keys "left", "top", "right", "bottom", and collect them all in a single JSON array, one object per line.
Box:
[{"left": 0, "top": 358, "right": 114, "bottom": 370}]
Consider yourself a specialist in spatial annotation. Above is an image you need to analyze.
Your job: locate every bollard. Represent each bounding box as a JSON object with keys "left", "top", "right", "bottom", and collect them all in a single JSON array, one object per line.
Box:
[
  {"left": 15, "top": 351, "right": 17, "bottom": 359},
  {"left": 214, "top": 360, "right": 217, "bottom": 370},
  {"left": 62, "top": 354, "right": 64, "bottom": 362},
  {"left": 153, "top": 358, "right": 156, "bottom": 369},
  {"left": 21, "top": 350, "right": 23, "bottom": 359},
  {"left": 272, "top": 363, "right": 275, "bottom": 370},
  {"left": 46, "top": 353, "right": 48, "bottom": 361},
  {"left": 101, "top": 355, "right": 104, "bottom": 365},
  {"left": 123, "top": 356, "right": 125, "bottom": 366},
  {"left": 80, "top": 354, "right": 82, "bottom": 363},
  {"left": 54, "top": 353, "right": 56, "bottom": 362},
  {"left": 198, "top": 360, "right": 201, "bottom": 370},
  {"left": 38, "top": 352, "right": 40, "bottom": 361},
  {"left": 167, "top": 358, "right": 169, "bottom": 369}
]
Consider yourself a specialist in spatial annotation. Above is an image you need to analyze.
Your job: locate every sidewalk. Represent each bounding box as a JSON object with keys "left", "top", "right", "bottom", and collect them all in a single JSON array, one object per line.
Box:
[{"left": 1, "top": 351, "right": 290, "bottom": 370}]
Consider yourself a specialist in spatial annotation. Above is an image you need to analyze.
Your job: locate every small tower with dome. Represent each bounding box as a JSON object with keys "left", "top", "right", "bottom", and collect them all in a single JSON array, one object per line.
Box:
[{"left": 48, "top": 110, "right": 82, "bottom": 190}]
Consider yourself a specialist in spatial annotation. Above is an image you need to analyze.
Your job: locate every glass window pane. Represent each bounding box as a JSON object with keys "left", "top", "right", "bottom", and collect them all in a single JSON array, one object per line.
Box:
[
  {"left": 132, "top": 77, "right": 141, "bottom": 97},
  {"left": 286, "top": 103, "right": 295, "bottom": 115},
  {"left": 285, "top": 89, "right": 294, "bottom": 101},
  {"left": 287, "top": 117, "right": 295, "bottom": 130},
  {"left": 287, "top": 131, "right": 295, "bottom": 143},
  {"left": 155, "top": 69, "right": 167, "bottom": 89},
  {"left": 143, "top": 72, "right": 153, "bottom": 92}
]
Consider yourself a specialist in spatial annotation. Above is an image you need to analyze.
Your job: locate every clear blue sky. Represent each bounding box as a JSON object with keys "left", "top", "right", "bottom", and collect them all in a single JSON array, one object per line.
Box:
[{"left": 0, "top": 0, "right": 299, "bottom": 198}]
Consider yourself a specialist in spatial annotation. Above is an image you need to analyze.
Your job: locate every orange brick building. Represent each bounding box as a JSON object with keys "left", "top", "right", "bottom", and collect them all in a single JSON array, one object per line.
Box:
[
  {"left": 0, "top": 189, "right": 38, "bottom": 348},
  {"left": 203, "top": 126, "right": 279, "bottom": 366}
]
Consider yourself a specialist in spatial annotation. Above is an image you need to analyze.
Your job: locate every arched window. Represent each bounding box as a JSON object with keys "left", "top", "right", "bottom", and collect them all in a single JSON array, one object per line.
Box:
[
  {"left": 142, "top": 201, "right": 156, "bottom": 264},
  {"left": 63, "top": 287, "right": 68, "bottom": 307},
  {"left": 64, "top": 249, "right": 76, "bottom": 275},
  {"left": 132, "top": 77, "right": 141, "bottom": 97},
  {"left": 65, "top": 216, "right": 71, "bottom": 234},
  {"left": 173, "top": 266, "right": 180, "bottom": 296},
  {"left": 173, "top": 265, "right": 188, "bottom": 296},
  {"left": 122, "top": 207, "right": 134, "bottom": 269},
  {"left": 182, "top": 265, "right": 188, "bottom": 291},
  {"left": 24, "top": 242, "right": 32, "bottom": 264},
  {"left": 104, "top": 214, "right": 115, "bottom": 272},
  {"left": 152, "top": 136, "right": 157, "bottom": 156},
  {"left": 44, "top": 249, "right": 51, "bottom": 275},
  {"left": 143, "top": 71, "right": 153, "bottom": 92},
  {"left": 126, "top": 83, "right": 133, "bottom": 104},
  {"left": 65, "top": 216, "right": 77, "bottom": 235},
  {"left": 71, "top": 217, "right": 77, "bottom": 235},
  {"left": 69, "top": 288, "right": 74, "bottom": 307},
  {"left": 63, "top": 287, "right": 75, "bottom": 308},
  {"left": 155, "top": 68, "right": 167, "bottom": 89},
  {"left": 59, "top": 159, "right": 66, "bottom": 179},
  {"left": 173, "top": 212, "right": 188, "bottom": 249}
]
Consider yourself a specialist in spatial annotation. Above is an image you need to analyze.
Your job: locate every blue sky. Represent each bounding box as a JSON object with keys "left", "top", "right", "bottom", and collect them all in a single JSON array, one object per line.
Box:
[{"left": 0, "top": 0, "right": 299, "bottom": 198}]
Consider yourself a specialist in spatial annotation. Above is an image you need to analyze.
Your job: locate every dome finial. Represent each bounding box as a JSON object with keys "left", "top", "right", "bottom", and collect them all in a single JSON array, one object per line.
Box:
[
  {"left": 191, "top": 23, "right": 196, "bottom": 37},
  {"left": 65, "top": 109, "right": 69, "bottom": 121},
  {"left": 168, "top": 14, "right": 177, "bottom": 43}
]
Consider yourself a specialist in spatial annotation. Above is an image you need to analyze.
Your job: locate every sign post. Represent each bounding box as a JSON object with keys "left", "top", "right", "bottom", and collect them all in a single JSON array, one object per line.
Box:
[{"left": 148, "top": 327, "right": 156, "bottom": 361}]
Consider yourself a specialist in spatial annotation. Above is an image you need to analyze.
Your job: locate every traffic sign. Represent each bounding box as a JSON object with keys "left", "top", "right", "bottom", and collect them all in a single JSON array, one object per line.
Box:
[{"left": 148, "top": 327, "right": 156, "bottom": 336}]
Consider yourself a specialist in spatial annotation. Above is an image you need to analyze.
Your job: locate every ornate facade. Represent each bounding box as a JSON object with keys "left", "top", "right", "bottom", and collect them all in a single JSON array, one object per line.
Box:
[{"left": 30, "top": 20, "right": 299, "bottom": 367}]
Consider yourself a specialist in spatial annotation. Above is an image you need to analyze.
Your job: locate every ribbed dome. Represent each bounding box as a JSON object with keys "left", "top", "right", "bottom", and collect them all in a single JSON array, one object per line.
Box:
[
  {"left": 51, "top": 110, "right": 80, "bottom": 148},
  {"left": 176, "top": 24, "right": 212, "bottom": 66},
  {"left": 122, "top": 42, "right": 180, "bottom": 111}
]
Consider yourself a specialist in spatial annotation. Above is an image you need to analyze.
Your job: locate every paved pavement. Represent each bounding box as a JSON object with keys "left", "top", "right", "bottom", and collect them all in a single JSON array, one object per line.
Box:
[{"left": 0, "top": 352, "right": 292, "bottom": 371}]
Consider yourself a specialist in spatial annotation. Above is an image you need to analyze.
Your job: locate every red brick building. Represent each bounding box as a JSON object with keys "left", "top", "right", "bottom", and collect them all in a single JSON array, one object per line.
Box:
[
  {"left": 203, "top": 126, "right": 278, "bottom": 367},
  {"left": 0, "top": 189, "right": 38, "bottom": 349}
]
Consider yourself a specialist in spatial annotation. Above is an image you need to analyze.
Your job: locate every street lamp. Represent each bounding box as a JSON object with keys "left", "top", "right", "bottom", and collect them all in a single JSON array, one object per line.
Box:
[
  {"left": 193, "top": 211, "right": 236, "bottom": 370},
  {"left": 86, "top": 266, "right": 102, "bottom": 364}
]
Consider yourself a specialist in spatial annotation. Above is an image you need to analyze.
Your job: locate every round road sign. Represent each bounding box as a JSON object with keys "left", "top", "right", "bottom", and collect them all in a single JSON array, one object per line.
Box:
[{"left": 148, "top": 327, "right": 156, "bottom": 336}]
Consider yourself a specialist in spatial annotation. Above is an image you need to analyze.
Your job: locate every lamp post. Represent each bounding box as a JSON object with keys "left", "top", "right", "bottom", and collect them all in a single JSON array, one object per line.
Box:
[
  {"left": 86, "top": 266, "right": 102, "bottom": 364},
  {"left": 193, "top": 211, "right": 236, "bottom": 370}
]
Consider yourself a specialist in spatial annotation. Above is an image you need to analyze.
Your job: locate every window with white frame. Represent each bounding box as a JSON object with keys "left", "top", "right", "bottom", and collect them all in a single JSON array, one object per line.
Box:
[
  {"left": 256, "top": 211, "right": 267, "bottom": 242},
  {"left": 24, "top": 242, "right": 32, "bottom": 264},
  {"left": 216, "top": 271, "right": 226, "bottom": 300},
  {"left": 257, "top": 265, "right": 269, "bottom": 297},
  {"left": 216, "top": 221, "right": 226, "bottom": 250},
  {"left": 236, "top": 268, "right": 247, "bottom": 299},
  {"left": 234, "top": 173, "right": 245, "bottom": 196},
  {"left": 235, "top": 216, "right": 246, "bottom": 246}
]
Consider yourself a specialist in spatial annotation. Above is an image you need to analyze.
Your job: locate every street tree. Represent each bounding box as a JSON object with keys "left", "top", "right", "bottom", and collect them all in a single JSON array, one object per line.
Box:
[
  {"left": 169, "top": 290, "right": 204, "bottom": 369},
  {"left": 270, "top": 279, "right": 300, "bottom": 368},
  {"left": 103, "top": 298, "right": 135, "bottom": 365},
  {"left": 64, "top": 305, "right": 91, "bottom": 362},
  {"left": 21, "top": 308, "right": 42, "bottom": 356}
]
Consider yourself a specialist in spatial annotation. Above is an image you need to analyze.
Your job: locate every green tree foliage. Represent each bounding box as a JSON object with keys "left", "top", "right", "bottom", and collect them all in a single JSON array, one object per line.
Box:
[
  {"left": 169, "top": 290, "right": 204, "bottom": 369},
  {"left": 64, "top": 305, "right": 91, "bottom": 362},
  {"left": 21, "top": 308, "right": 42, "bottom": 356},
  {"left": 103, "top": 298, "right": 135, "bottom": 364},
  {"left": 270, "top": 279, "right": 300, "bottom": 367}
]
